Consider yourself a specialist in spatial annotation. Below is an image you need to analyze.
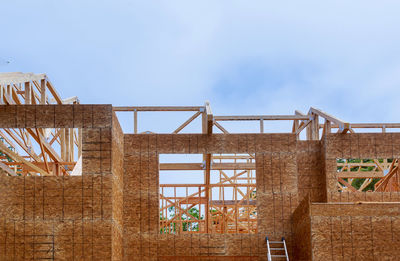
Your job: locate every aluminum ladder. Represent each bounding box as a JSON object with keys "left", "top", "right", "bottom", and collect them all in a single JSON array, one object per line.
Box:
[{"left": 266, "top": 237, "right": 289, "bottom": 261}]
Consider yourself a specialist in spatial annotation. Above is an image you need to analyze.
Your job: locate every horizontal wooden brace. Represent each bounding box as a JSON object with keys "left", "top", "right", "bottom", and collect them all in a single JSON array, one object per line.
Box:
[
  {"left": 113, "top": 106, "right": 204, "bottom": 111},
  {"left": 214, "top": 115, "right": 310, "bottom": 121},
  {"left": 319, "top": 123, "right": 400, "bottom": 129},
  {"left": 160, "top": 184, "right": 256, "bottom": 187},
  {"left": 159, "top": 163, "right": 256, "bottom": 171},
  {"left": 337, "top": 171, "right": 385, "bottom": 178}
]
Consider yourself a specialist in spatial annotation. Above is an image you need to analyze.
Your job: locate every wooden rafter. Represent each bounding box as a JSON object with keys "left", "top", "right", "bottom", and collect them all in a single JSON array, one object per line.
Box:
[
  {"left": 0, "top": 73, "right": 81, "bottom": 176},
  {"left": 0, "top": 141, "right": 49, "bottom": 176}
]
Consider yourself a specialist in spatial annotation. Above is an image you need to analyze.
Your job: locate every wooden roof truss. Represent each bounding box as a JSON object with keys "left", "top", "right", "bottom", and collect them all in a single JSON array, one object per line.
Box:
[{"left": 0, "top": 73, "right": 81, "bottom": 176}]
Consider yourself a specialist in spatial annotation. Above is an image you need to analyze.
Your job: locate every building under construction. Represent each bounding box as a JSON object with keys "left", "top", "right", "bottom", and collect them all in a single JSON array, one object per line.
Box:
[{"left": 0, "top": 72, "right": 400, "bottom": 260}]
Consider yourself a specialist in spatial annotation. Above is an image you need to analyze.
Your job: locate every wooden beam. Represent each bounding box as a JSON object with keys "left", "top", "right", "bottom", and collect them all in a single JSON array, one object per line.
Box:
[
  {"left": 295, "top": 118, "right": 313, "bottom": 136},
  {"left": 160, "top": 163, "right": 203, "bottom": 170},
  {"left": 1, "top": 129, "right": 41, "bottom": 162},
  {"left": 134, "top": 110, "right": 138, "bottom": 134},
  {"left": 204, "top": 153, "right": 211, "bottom": 233},
  {"left": 24, "top": 82, "right": 31, "bottom": 104},
  {"left": 309, "top": 107, "right": 350, "bottom": 133},
  {"left": 0, "top": 141, "right": 49, "bottom": 176},
  {"left": 214, "top": 121, "right": 229, "bottom": 134},
  {"left": 309, "top": 107, "right": 347, "bottom": 125},
  {"left": 205, "top": 101, "right": 213, "bottom": 135},
  {"left": 294, "top": 119, "right": 299, "bottom": 139},
  {"left": 113, "top": 106, "right": 203, "bottom": 111},
  {"left": 337, "top": 178, "right": 357, "bottom": 192},
  {"left": 26, "top": 128, "right": 62, "bottom": 162},
  {"left": 0, "top": 72, "right": 46, "bottom": 85},
  {"left": 0, "top": 161, "right": 17, "bottom": 176},
  {"left": 160, "top": 184, "right": 256, "bottom": 187},
  {"left": 40, "top": 79, "right": 46, "bottom": 104},
  {"left": 46, "top": 79, "right": 63, "bottom": 104},
  {"left": 312, "top": 114, "right": 319, "bottom": 140},
  {"left": 319, "top": 123, "right": 400, "bottom": 129},
  {"left": 214, "top": 115, "right": 309, "bottom": 121},
  {"left": 159, "top": 163, "right": 256, "bottom": 171},
  {"left": 212, "top": 155, "right": 253, "bottom": 160},
  {"left": 202, "top": 101, "right": 213, "bottom": 233},
  {"left": 337, "top": 172, "right": 385, "bottom": 178},
  {"left": 173, "top": 111, "right": 201, "bottom": 134},
  {"left": 162, "top": 197, "right": 208, "bottom": 204},
  {"left": 324, "top": 120, "right": 331, "bottom": 136},
  {"left": 36, "top": 129, "right": 50, "bottom": 174},
  {"left": 210, "top": 200, "right": 256, "bottom": 206}
]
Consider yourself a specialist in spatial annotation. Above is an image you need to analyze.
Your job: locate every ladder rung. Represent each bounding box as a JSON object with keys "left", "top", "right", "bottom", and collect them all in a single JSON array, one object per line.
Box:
[{"left": 266, "top": 237, "right": 288, "bottom": 260}]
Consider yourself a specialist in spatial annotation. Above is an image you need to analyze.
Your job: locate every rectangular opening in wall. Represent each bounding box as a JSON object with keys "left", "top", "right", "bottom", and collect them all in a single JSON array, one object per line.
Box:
[
  {"left": 0, "top": 128, "right": 81, "bottom": 176},
  {"left": 159, "top": 153, "right": 257, "bottom": 234},
  {"left": 336, "top": 158, "right": 399, "bottom": 192}
]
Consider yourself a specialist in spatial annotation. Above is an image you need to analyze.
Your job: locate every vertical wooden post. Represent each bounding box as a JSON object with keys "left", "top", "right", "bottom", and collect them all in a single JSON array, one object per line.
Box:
[
  {"left": 174, "top": 187, "right": 177, "bottom": 233},
  {"left": 78, "top": 128, "right": 82, "bottom": 158},
  {"left": 235, "top": 185, "right": 238, "bottom": 233},
  {"left": 64, "top": 128, "right": 70, "bottom": 162},
  {"left": 25, "top": 82, "right": 31, "bottom": 104},
  {"left": 306, "top": 117, "right": 312, "bottom": 140},
  {"left": 223, "top": 206, "right": 227, "bottom": 233},
  {"left": 198, "top": 186, "right": 202, "bottom": 232},
  {"left": 60, "top": 129, "right": 66, "bottom": 161},
  {"left": 324, "top": 120, "right": 331, "bottom": 136},
  {"left": 204, "top": 153, "right": 211, "bottom": 233},
  {"left": 7, "top": 84, "right": 12, "bottom": 101},
  {"left": 40, "top": 79, "right": 46, "bottom": 104},
  {"left": 69, "top": 128, "right": 74, "bottom": 162},
  {"left": 260, "top": 119, "right": 264, "bottom": 133},
  {"left": 134, "top": 110, "right": 138, "bottom": 134},
  {"left": 293, "top": 119, "right": 299, "bottom": 140},
  {"left": 313, "top": 114, "right": 319, "bottom": 140}
]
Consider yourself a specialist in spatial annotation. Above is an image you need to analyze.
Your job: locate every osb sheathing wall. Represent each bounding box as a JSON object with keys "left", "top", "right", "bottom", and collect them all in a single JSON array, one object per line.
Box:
[
  {"left": 0, "top": 105, "right": 123, "bottom": 260},
  {"left": 2, "top": 105, "right": 400, "bottom": 260},
  {"left": 123, "top": 134, "right": 309, "bottom": 260},
  {"left": 111, "top": 112, "right": 124, "bottom": 260},
  {"left": 293, "top": 199, "right": 400, "bottom": 260},
  {"left": 323, "top": 133, "right": 400, "bottom": 202},
  {"left": 292, "top": 195, "right": 312, "bottom": 261},
  {"left": 296, "top": 141, "right": 325, "bottom": 203}
]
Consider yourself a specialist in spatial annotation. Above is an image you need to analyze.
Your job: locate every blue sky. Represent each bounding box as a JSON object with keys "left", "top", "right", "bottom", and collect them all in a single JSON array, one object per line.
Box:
[{"left": 1, "top": 1, "right": 400, "bottom": 133}]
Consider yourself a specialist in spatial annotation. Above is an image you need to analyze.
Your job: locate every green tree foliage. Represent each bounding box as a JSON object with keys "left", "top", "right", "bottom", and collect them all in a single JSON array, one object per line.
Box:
[{"left": 160, "top": 206, "right": 204, "bottom": 234}]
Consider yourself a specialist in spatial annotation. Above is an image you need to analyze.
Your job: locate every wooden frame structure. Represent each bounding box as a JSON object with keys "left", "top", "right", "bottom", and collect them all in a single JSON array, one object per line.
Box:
[
  {"left": 159, "top": 153, "right": 257, "bottom": 234},
  {"left": 337, "top": 158, "right": 400, "bottom": 192},
  {"left": 0, "top": 73, "right": 81, "bottom": 176},
  {"left": 114, "top": 103, "right": 400, "bottom": 233},
  {"left": 113, "top": 105, "right": 399, "bottom": 138}
]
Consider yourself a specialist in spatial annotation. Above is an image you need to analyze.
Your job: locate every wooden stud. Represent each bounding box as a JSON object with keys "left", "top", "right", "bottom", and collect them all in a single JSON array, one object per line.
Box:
[{"left": 24, "top": 82, "right": 31, "bottom": 104}]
